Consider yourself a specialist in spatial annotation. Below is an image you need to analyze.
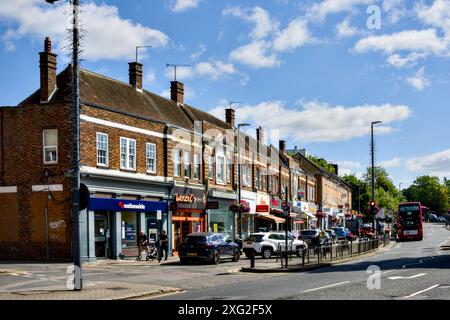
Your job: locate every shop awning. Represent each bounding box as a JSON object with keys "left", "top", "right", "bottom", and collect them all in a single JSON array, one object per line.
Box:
[
  {"left": 304, "top": 211, "right": 317, "bottom": 219},
  {"left": 257, "top": 213, "right": 285, "bottom": 224}
]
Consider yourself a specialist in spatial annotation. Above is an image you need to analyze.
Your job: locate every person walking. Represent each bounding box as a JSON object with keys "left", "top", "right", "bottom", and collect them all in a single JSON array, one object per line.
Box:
[
  {"left": 158, "top": 230, "right": 169, "bottom": 262},
  {"left": 137, "top": 231, "right": 149, "bottom": 260}
]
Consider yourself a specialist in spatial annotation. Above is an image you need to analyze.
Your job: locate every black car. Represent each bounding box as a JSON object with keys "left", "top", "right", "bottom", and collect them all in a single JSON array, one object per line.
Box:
[{"left": 178, "top": 232, "right": 241, "bottom": 265}]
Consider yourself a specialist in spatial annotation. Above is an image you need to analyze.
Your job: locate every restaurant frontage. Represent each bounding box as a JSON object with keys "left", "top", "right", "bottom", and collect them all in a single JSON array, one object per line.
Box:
[{"left": 170, "top": 185, "right": 207, "bottom": 255}]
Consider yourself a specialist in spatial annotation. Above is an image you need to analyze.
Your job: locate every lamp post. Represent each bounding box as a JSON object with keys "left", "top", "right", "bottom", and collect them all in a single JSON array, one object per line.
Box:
[
  {"left": 237, "top": 123, "right": 250, "bottom": 241},
  {"left": 45, "top": 0, "right": 82, "bottom": 290},
  {"left": 371, "top": 121, "right": 382, "bottom": 235},
  {"left": 398, "top": 182, "right": 402, "bottom": 202}
]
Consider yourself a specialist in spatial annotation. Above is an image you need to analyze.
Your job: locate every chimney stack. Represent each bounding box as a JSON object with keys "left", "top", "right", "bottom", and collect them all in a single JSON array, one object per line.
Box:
[
  {"left": 332, "top": 164, "right": 339, "bottom": 175},
  {"left": 256, "top": 126, "right": 264, "bottom": 144},
  {"left": 225, "top": 108, "right": 235, "bottom": 128},
  {"left": 279, "top": 140, "right": 286, "bottom": 153},
  {"left": 129, "top": 62, "right": 143, "bottom": 90},
  {"left": 39, "top": 37, "right": 57, "bottom": 102},
  {"left": 170, "top": 81, "right": 184, "bottom": 104}
]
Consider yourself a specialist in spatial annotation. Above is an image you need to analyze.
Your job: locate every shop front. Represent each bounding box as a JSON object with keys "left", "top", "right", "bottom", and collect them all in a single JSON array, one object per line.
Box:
[
  {"left": 88, "top": 198, "right": 168, "bottom": 259},
  {"left": 255, "top": 193, "right": 284, "bottom": 232},
  {"left": 292, "top": 201, "right": 309, "bottom": 232},
  {"left": 171, "top": 186, "right": 207, "bottom": 255},
  {"left": 207, "top": 190, "right": 237, "bottom": 240},
  {"left": 239, "top": 190, "right": 257, "bottom": 238}
]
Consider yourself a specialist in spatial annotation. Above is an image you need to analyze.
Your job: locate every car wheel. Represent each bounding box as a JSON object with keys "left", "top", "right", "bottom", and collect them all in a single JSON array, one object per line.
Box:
[
  {"left": 261, "top": 247, "right": 273, "bottom": 259},
  {"left": 232, "top": 249, "right": 240, "bottom": 262},
  {"left": 212, "top": 250, "right": 220, "bottom": 265}
]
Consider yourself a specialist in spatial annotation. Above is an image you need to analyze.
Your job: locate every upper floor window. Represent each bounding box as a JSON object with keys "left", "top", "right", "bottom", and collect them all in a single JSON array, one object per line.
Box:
[
  {"left": 146, "top": 143, "right": 156, "bottom": 173},
  {"left": 208, "top": 155, "right": 214, "bottom": 179},
  {"left": 226, "top": 154, "right": 232, "bottom": 183},
  {"left": 43, "top": 129, "right": 58, "bottom": 164},
  {"left": 216, "top": 155, "right": 225, "bottom": 183},
  {"left": 173, "top": 149, "right": 181, "bottom": 177},
  {"left": 194, "top": 153, "right": 200, "bottom": 179},
  {"left": 184, "top": 151, "right": 191, "bottom": 178},
  {"left": 96, "top": 133, "right": 108, "bottom": 167},
  {"left": 120, "top": 137, "right": 136, "bottom": 170},
  {"left": 243, "top": 164, "right": 251, "bottom": 187}
]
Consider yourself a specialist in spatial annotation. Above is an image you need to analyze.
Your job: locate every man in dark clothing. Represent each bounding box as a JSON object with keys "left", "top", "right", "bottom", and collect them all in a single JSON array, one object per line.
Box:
[{"left": 158, "top": 230, "right": 168, "bottom": 262}]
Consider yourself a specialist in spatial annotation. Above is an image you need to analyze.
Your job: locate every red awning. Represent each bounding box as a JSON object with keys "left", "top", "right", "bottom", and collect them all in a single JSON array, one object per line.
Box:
[{"left": 257, "top": 213, "right": 285, "bottom": 224}]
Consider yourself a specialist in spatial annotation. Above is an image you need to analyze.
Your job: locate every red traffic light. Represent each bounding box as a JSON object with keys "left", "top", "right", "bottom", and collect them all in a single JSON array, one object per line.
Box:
[{"left": 370, "top": 201, "right": 376, "bottom": 206}]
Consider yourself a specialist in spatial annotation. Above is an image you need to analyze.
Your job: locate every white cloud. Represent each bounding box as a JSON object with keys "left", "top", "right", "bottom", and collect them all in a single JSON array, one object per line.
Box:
[
  {"left": 273, "top": 18, "right": 311, "bottom": 52},
  {"left": 144, "top": 70, "right": 156, "bottom": 84},
  {"left": 223, "top": 6, "right": 278, "bottom": 41},
  {"left": 190, "top": 44, "right": 207, "bottom": 60},
  {"left": 195, "top": 61, "right": 237, "bottom": 80},
  {"left": 171, "top": 0, "right": 200, "bottom": 13},
  {"left": 354, "top": 29, "right": 448, "bottom": 55},
  {"left": 307, "top": 0, "right": 373, "bottom": 22},
  {"left": 383, "top": 0, "right": 408, "bottom": 24},
  {"left": 405, "top": 67, "right": 430, "bottom": 91},
  {"left": 416, "top": 0, "right": 450, "bottom": 33},
  {"left": 406, "top": 148, "right": 450, "bottom": 178},
  {"left": 209, "top": 100, "right": 412, "bottom": 143},
  {"left": 230, "top": 41, "right": 280, "bottom": 69},
  {"left": 0, "top": 0, "right": 169, "bottom": 61},
  {"left": 379, "top": 157, "right": 402, "bottom": 168},
  {"left": 335, "top": 17, "right": 360, "bottom": 39},
  {"left": 386, "top": 52, "right": 427, "bottom": 68}
]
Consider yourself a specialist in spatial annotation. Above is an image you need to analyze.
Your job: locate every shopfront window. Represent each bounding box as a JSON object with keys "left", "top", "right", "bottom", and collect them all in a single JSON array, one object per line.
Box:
[{"left": 121, "top": 212, "right": 137, "bottom": 248}]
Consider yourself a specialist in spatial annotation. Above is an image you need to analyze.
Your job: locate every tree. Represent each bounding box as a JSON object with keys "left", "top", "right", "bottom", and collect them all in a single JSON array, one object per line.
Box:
[
  {"left": 342, "top": 174, "right": 370, "bottom": 214},
  {"left": 307, "top": 154, "right": 336, "bottom": 174},
  {"left": 403, "top": 176, "right": 450, "bottom": 213}
]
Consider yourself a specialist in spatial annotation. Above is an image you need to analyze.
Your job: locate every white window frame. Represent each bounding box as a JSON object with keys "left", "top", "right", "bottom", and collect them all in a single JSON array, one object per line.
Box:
[
  {"left": 208, "top": 155, "right": 214, "bottom": 179},
  {"left": 96, "top": 132, "right": 109, "bottom": 167},
  {"left": 184, "top": 151, "right": 191, "bottom": 178},
  {"left": 173, "top": 148, "right": 181, "bottom": 177},
  {"left": 120, "top": 137, "right": 136, "bottom": 170},
  {"left": 193, "top": 153, "right": 200, "bottom": 179},
  {"left": 43, "top": 129, "right": 58, "bottom": 164},
  {"left": 226, "top": 155, "right": 232, "bottom": 183},
  {"left": 146, "top": 142, "right": 157, "bottom": 174},
  {"left": 216, "top": 154, "right": 225, "bottom": 183}
]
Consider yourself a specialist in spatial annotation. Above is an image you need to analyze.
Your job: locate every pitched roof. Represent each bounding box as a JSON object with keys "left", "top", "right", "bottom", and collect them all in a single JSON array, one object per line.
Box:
[{"left": 18, "top": 66, "right": 223, "bottom": 131}]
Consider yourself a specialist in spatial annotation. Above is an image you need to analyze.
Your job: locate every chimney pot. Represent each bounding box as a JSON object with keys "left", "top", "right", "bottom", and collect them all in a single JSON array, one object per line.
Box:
[
  {"left": 279, "top": 140, "right": 286, "bottom": 153},
  {"left": 256, "top": 126, "right": 264, "bottom": 144},
  {"left": 39, "top": 37, "right": 57, "bottom": 102},
  {"left": 225, "top": 108, "right": 235, "bottom": 128},
  {"left": 170, "top": 81, "right": 184, "bottom": 104},
  {"left": 129, "top": 62, "right": 143, "bottom": 90}
]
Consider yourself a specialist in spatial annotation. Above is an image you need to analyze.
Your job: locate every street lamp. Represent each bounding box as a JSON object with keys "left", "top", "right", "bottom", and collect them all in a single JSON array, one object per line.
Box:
[
  {"left": 371, "top": 121, "right": 382, "bottom": 235},
  {"left": 237, "top": 122, "right": 250, "bottom": 241},
  {"left": 44, "top": 0, "right": 82, "bottom": 290}
]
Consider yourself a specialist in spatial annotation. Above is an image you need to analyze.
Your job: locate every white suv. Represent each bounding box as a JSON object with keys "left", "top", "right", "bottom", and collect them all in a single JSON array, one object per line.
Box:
[{"left": 242, "top": 232, "right": 307, "bottom": 259}]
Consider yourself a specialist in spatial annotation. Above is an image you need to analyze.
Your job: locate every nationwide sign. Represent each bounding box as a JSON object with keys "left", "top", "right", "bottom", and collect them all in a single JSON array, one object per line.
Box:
[
  {"left": 88, "top": 198, "right": 167, "bottom": 212},
  {"left": 119, "top": 201, "right": 145, "bottom": 210}
]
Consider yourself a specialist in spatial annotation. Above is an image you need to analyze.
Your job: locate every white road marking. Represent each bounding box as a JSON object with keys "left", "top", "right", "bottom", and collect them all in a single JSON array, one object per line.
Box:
[
  {"left": 302, "top": 281, "right": 350, "bottom": 293},
  {"left": 403, "top": 284, "right": 440, "bottom": 299},
  {"left": 388, "top": 273, "right": 426, "bottom": 280}
]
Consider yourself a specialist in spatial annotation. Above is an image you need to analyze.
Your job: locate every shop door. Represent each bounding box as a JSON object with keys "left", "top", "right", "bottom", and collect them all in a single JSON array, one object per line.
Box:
[
  {"left": 94, "top": 213, "right": 111, "bottom": 258},
  {"left": 173, "top": 217, "right": 205, "bottom": 254}
]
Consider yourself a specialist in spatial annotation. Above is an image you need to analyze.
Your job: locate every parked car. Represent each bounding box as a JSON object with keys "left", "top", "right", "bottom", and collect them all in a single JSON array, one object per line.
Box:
[
  {"left": 437, "top": 216, "right": 447, "bottom": 223},
  {"left": 331, "top": 227, "right": 350, "bottom": 239},
  {"left": 359, "top": 225, "right": 375, "bottom": 238},
  {"left": 178, "top": 232, "right": 241, "bottom": 265},
  {"left": 325, "top": 229, "right": 338, "bottom": 243},
  {"left": 298, "top": 229, "right": 320, "bottom": 245},
  {"left": 428, "top": 213, "right": 438, "bottom": 222},
  {"left": 242, "top": 232, "right": 307, "bottom": 259}
]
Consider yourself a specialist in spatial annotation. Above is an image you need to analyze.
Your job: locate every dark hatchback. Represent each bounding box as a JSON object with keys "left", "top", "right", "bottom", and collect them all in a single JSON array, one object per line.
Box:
[{"left": 178, "top": 232, "right": 241, "bottom": 265}]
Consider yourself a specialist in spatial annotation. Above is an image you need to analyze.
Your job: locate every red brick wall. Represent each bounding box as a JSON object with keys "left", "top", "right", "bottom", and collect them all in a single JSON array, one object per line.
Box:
[{"left": 0, "top": 103, "right": 73, "bottom": 260}]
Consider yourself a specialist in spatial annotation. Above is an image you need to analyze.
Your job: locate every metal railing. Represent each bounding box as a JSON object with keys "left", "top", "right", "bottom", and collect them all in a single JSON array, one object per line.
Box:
[{"left": 248, "top": 235, "right": 390, "bottom": 269}]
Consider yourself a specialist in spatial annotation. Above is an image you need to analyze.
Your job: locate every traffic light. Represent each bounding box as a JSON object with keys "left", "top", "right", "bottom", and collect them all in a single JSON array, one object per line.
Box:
[{"left": 369, "top": 201, "right": 378, "bottom": 217}]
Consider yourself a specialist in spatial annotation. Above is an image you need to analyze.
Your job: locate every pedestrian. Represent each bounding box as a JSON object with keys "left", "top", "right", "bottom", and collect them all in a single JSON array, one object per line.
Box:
[
  {"left": 158, "top": 230, "right": 169, "bottom": 262},
  {"left": 137, "top": 231, "right": 149, "bottom": 260}
]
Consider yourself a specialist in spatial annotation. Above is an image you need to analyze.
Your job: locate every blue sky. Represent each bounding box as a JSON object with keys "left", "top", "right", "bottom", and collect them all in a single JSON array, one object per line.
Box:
[{"left": 1, "top": 0, "right": 450, "bottom": 187}]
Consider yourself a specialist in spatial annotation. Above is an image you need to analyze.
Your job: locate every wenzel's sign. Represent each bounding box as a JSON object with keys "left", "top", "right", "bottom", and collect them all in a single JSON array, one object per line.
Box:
[{"left": 174, "top": 193, "right": 196, "bottom": 203}]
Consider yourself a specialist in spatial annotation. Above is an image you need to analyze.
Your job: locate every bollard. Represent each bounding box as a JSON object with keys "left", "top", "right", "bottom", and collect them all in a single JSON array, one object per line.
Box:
[{"left": 250, "top": 252, "right": 255, "bottom": 268}]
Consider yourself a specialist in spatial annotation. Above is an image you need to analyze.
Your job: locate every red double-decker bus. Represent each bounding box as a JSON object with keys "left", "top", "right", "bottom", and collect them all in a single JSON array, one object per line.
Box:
[{"left": 397, "top": 202, "right": 423, "bottom": 241}]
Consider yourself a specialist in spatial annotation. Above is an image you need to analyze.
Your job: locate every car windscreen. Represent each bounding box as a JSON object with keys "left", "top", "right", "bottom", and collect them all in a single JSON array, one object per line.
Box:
[
  {"left": 300, "top": 231, "right": 317, "bottom": 236},
  {"left": 247, "top": 235, "right": 264, "bottom": 242},
  {"left": 184, "top": 236, "right": 207, "bottom": 244},
  {"left": 399, "top": 205, "right": 420, "bottom": 226}
]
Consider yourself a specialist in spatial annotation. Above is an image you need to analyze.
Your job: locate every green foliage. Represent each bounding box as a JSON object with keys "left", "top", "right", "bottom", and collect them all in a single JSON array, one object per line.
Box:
[
  {"left": 403, "top": 176, "right": 450, "bottom": 213},
  {"left": 307, "top": 154, "right": 336, "bottom": 174}
]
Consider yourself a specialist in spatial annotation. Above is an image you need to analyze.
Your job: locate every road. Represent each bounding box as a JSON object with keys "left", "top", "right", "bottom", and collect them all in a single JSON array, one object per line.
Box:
[
  {"left": 156, "top": 223, "right": 450, "bottom": 300},
  {"left": 1, "top": 223, "right": 449, "bottom": 300}
]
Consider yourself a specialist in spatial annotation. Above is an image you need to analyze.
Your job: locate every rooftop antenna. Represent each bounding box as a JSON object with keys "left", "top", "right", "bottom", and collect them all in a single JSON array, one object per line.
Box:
[
  {"left": 135, "top": 46, "right": 152, "bottom": 63},
  {"left": 166, "top": 63, "right": 191, "bottom": 81},
  {"left": 229, "top": 101, "right": 243, "bottom": 109}
]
